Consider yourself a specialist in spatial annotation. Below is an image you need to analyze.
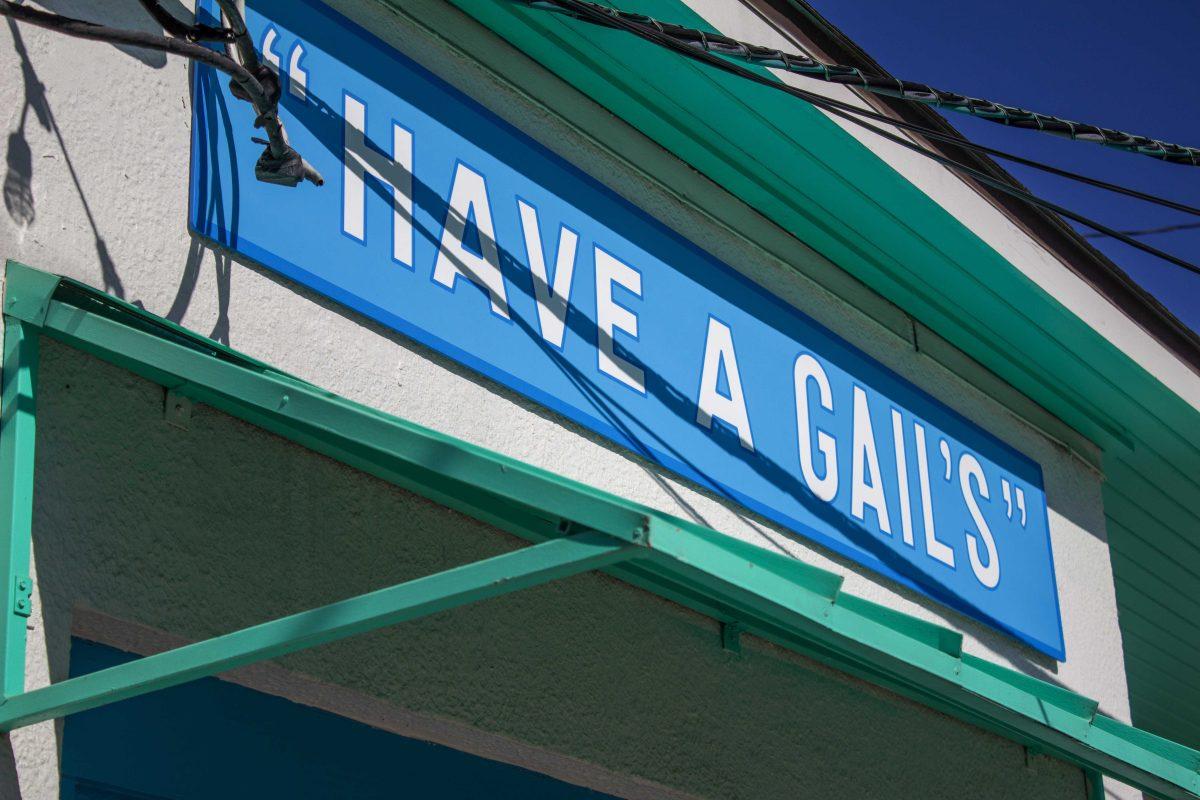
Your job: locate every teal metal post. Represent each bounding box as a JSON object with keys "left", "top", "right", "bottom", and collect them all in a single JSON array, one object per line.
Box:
[
  {"left": 0, "top": 317, "right": 38, "bottom": 699},
  {"left": 0, "top": 531, "right": 636, "bottom": 731}
]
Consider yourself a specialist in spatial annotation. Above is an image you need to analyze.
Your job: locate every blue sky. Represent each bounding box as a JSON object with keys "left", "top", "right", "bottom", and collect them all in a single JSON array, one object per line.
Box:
[{"left": 804, "top": 0, "right": 1200, "bottom": 333}]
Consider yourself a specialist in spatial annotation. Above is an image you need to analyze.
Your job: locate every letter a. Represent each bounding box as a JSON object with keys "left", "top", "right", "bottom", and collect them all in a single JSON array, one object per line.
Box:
[
  {"left": 433, "top": 163, "right": 510, "bottom": 318},
  {"left": 696, "top": 317, "right": 755, "bottom": 452}
]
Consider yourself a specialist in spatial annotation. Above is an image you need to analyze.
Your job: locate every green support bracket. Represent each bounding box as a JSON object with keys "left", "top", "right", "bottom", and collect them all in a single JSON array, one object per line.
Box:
[
  {"left": 12, "top": 577, "right": 31, "bottom": 619},
  {"left": 0, "top": 315, "right": 39, "bottom": 699},
  {"left": 3, "top": 261, "right": 62, "bottom": 327},
  {"left": 720, "top": 621, "right": 742, "bottom": 655}
]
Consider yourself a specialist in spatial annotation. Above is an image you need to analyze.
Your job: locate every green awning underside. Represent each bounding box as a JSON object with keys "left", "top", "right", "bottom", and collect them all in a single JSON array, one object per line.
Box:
[{"left": 2, "top": 261, "right": 1199, "bottom": 798}]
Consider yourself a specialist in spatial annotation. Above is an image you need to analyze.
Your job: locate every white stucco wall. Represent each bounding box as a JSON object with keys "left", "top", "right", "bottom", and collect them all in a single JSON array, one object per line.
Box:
[{"left": 0, "top": 1, "right": 1136, "bottom": 797}]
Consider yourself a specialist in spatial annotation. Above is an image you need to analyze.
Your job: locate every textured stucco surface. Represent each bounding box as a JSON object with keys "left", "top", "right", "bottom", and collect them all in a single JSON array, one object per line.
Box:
[
  {"left": 0, "top": 0, "right": 1133, "bottom": 797},
  {"left": 16, "top": 340, "right": 1086, "bottom": 800}
]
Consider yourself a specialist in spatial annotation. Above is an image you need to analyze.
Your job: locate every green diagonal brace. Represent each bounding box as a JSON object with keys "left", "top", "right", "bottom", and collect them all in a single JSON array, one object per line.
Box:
[
  {"left": 4, "top": 265, "right": 1199, "bottom": 799},
  {"left": 0, "top": 531, "right": 636, "bottom": 731},
  {"left": 0, "top": 316, "right": 39, "bottom": 699}
]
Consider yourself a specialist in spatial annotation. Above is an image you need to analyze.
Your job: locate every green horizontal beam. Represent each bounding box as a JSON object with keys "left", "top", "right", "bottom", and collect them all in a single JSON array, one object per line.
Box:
[
  {"left": 33, "top": 292, "right": 651, "bottom": 548},
  {"left": 0, "top": 531, "right": 636, "bottom": 731}
]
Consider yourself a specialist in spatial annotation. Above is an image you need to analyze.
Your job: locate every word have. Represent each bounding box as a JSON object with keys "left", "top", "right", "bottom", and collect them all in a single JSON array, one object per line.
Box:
[
  {"left": 342, "top": 94, "right": 646, "bottom": 394},
  {"left": 340, "top": 93, "right": 1000, "bottom": 591}
]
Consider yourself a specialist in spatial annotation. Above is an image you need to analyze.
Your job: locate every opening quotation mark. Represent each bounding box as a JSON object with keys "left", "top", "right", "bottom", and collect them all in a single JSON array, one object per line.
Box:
[{"left": 261, "top": 27, "right": 310, "bottom": 102}]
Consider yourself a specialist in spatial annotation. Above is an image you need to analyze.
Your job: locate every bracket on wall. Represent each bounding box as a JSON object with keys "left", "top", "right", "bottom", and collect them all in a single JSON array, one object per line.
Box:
[
  {"left": 720, "top": 621, "right": 742, "bottom": 656},
  {"left": 164, "top": 389, "right": 193, "bottom": 430},
  {"left": 12, "top": 577, "right": 31, "bottom": 619}
]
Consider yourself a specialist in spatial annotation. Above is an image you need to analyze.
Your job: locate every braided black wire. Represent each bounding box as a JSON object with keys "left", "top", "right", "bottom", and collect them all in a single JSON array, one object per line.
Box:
[
  {"left": 520, "top": 0, "right": 1200, "bottom": 276},
  {"left": 524, "top": 0, "right": 1200, "bottom": 167}
]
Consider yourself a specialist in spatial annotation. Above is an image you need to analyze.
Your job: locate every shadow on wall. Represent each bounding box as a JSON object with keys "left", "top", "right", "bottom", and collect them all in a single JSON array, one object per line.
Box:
[
  {"left": 2, "top": 10, "right": 236, "bottom": 344},
  {"left": 176, "top": 65, "right": 246, "bottom": 345},
  {"left": 29, "top": 0, "right": 198, "bottom": 68},
  {"left": 4, "top": 17, "right": 123, "bottom": 299},
  {"left": 168, "top": 238, "right": 234, "bottom": 346},
  {"left": 0, "top": 734, "right": 19, "bottom": 800}
]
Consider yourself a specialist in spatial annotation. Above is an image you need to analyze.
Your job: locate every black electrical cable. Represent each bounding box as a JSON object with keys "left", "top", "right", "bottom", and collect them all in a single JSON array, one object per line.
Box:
[
  {"left": 519, "top": 0, "right": 1200, "bottom": 220},
  {"left": 522, "top": 0, "right": 1200, "bottom": 167},
  {"left": 135, "top": 0, "right": 233, "bottom": 42},
  {"left": 522, "top": 0, "right": 1200, "bottom": 277},
  {"left": 0, "top": 0, "right": 323, "bottom": 186},
  {"left": 824, "top": 102, "right": 1200, "bottom": 277},
  {"left": 1084, "top": 221, "right": 1200, "bottom": 239}
]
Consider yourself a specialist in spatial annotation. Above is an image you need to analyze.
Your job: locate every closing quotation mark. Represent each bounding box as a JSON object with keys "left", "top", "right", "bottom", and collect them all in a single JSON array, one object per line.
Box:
[
  {"left": 261, "top": 27, "right": 309, "bottom": 102},
  {"left": 1001, "top": 478, "right": 1027, "bottom": 528},
  {"left": 943, "top": 438, "right": 1028, "bottom": 529}
]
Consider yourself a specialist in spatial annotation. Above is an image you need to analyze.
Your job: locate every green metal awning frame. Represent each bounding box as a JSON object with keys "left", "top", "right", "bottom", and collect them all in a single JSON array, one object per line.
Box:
[{"left": 1, "top": 260, "right": 1198, "bottom": 799}]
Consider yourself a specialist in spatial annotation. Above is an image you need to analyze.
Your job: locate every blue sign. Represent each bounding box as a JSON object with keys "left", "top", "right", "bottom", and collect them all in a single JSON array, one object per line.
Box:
[{"left": 190, "top": 0, "right": 1064, "bottom": 658}]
